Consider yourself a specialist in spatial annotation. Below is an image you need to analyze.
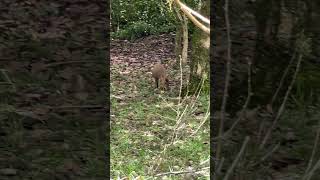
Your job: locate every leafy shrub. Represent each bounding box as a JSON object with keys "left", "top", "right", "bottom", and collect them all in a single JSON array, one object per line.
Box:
[
  {"left": 111, "top": 0, "right": 176, "bottom": 40},
  {"left": 111, "top": 21, "right": 175, "bottom": 40},
  {"left": 112, "top": 21, "right": 153, "bottom": 40}
]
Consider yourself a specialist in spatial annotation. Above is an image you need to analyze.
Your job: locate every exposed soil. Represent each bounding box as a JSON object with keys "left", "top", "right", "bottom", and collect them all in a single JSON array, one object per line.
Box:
[{"left": 111, "top": 33, "right": 176, "bottom": 75}]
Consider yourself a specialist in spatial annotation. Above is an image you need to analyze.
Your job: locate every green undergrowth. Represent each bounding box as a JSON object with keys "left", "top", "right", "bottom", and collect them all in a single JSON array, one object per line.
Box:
[
  {"left": 111, "top": 21, "right": 175, "bottom": 41},
  {"left": 111, "top": 66, "right": 210, "bottom": 179}
]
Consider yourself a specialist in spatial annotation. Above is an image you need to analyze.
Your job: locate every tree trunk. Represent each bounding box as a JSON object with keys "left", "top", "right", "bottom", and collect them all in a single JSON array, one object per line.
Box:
[
  {"left": 175, "top": 25, "right": 183, "bottom": 63},
  {"left": 188, "top": 0, "right": 210, "bottom": 94},
  {"left": 181, "top": 14, "right": 188, "bottom": 65}
]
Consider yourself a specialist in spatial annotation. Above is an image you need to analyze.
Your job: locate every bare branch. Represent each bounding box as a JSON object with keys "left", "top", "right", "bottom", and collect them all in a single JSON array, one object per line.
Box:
[
  {"left": 213, "top": 57, "right": 252, "bottom": 141},
  {"left": 270, "top": 50, "right": 297, "bottom": 105},
  {"left": 260, "top": 53, "right": 303, "bottom": 149},
  {"left": 216, "top": 0, "right": 232, "bottom": 172},
  {"left": 304, "top": 118, "right": 320, "bottom": 177},
  {"left": 223, "top": 136, "right": 250, "bottom": 180},
  {"left": 174, "top": 0, "right": 210, "bottom": 34},
  {"left": 178, "top": 1, "right": 210, "bottom": 25}
]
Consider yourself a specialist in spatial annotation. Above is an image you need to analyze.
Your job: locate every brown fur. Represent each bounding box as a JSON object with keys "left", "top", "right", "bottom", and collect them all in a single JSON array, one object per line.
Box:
[{"left": 151, "top": 64, "right": 169, "bottom": 90}]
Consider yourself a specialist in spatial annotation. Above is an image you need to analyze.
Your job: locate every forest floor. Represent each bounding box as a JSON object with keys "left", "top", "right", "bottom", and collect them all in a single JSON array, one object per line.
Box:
[
  {"left": 0, "top": 46, "right": 107, "bottom": 179},
  {"left": 0, "top": 1, "right": 107, "bottom": 179},
  {"left": 110, "top": 34, "right": 210, "bottom": 179}
]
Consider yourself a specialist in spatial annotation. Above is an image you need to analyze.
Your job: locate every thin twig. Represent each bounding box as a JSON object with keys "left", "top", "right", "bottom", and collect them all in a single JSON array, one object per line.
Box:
[
  {"left": 156, "top": 113, "right": 176, "bottom": 121},
  {"left": 155, "top": 170, "right": 192, "bottom": 176},
  {"left": 192, "top": 103, "right": 210, "bottom": 136},
  {"left": 150, "top": 56, "right": 187, "bottom": 174},
  {"left": 0, "top": 69, "right": 16, "bottom": 91},
  {"left": 216, "top": 0, "right": 232, "bottom": 172},
  {"left": 173, "top": 104, "right": 189, "bottom": 140},
  {"left": 303, "top": 157, "right": 320, "bottom": 180},
  {"left": 178, "top": 55, "right": 183, "bottom": 105},
  {"left": 153, "top": 79, "right": 205, "bottom": 172},
  {"left": 260, "top": 54, "right": 303, "bottom": 149},
  {"left": 151, "top": 104, "right": 189, "bottom": 173},
  {"left": 200, "top": 157, "right": 210, "bottom": 166},
  {"left": 252, "top": 143, "right": 280, "bottom": 167},
  {"left": 189, "top": 77, "right": 205, "bottom": 111},
  {"left": 158, "top": 95, "right": 179, "bottom": 114},
  {"left": 216, "top": 157, "right": 225, "bottom": 175},
  {"left": 155, "top": 166, "right": 210, "bottom": 177},
  {"left": 270, "top": 50, "right": 297, "bottom": 105},
  {"left": 304, "top": 118, "right": 320, "bottom": 176},
  {"left": 214, "top": 57, "right": 252, "bottom": 141},
  {"left": 223, "top": 136, "right": 250, "bottom": 180}
]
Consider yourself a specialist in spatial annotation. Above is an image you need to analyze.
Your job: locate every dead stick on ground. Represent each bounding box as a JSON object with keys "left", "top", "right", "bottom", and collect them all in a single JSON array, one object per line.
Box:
[{"left": 155, "top": 166, "right": 210, "bottom": 177}]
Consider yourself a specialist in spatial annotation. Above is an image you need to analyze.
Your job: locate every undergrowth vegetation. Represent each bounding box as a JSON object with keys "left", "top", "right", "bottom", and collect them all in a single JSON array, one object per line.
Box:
[
  {"left": 111, "top": 0, "right": 176, "bottom": 40},
  {"left": 110, "top": 62, "right": 210, "bottom": 179},
  {"left": 111, "top": 0, "right": 201, "bottom": 40},
  {"left": 111, "top": 21, "right": 176, "bottom": 41}
]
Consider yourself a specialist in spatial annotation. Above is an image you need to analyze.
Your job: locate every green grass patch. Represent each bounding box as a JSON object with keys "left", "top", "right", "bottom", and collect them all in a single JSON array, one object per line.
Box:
[{"left": 111, "top": 68, "right": 210, "bottom": 179}]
